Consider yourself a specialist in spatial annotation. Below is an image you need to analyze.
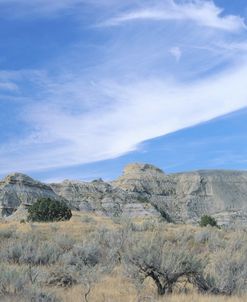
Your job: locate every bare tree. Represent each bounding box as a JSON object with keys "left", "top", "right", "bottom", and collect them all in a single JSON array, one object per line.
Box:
[
  {"left": 124, "top": 228, "right": 247, "bottom": 296},
  {"left": 125, "top": 231, "right": 211, "bottom": 295}
]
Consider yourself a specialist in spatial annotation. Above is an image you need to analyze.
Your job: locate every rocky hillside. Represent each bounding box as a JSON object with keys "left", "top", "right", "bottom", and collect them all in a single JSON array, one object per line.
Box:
[
  {"left": 1, "top": 163, "right": 247, "bottom": 225},
  {"left": 50, "top": 178, "right": 160, "bottom": 218},
  {"left": 0, "top": 173, "right": 59, "bottom": 217},
  {"left": 114, "top": 164, "right": 247, "bottom": 225}
]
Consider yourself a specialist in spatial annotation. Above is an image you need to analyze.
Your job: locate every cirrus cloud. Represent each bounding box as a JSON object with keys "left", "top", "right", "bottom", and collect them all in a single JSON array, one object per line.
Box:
[
  {"left": 101, "top": 0, "right": 246, "bottom": 32},
  {"left": 0, "top": 0, "right": 247, "bottom": 175}
]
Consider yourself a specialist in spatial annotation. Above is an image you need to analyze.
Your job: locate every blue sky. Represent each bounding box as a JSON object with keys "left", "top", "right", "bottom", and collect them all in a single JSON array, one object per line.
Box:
[{"left": 0, "top": 0, "right": 247, "bottom": 181}]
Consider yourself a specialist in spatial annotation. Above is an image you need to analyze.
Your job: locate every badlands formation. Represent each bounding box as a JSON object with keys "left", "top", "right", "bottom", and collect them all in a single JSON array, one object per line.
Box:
[{"left": 1, "top": 163, "right": 247, "bottom": 226}]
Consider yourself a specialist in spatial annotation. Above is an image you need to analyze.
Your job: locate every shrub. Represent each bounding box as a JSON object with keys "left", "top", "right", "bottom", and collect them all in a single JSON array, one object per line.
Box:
[
  {"left": 205, "top": 232, "right": 247, "bottom": 295},
  {"left": 63, "top": 242, "right": 101, "bottom": 269},
  {"left": 0, "top": 228, "right": 16, "bottom": 240},
  {"left": 130, "top": 220, "right": 157, "bottom": 232},
  {"left": 136, "top": 196, "right": 149, "bottom": 203},
  {"left": 125, "top": 231, "right": 206, "bottom": 295},
  {"left": 0, "top": 289, "right": 59, "bottom": 302},
  {"left": 25, "top": 289, "right": 60, "bottom": 302},
  {"left": 199, "top": 215, "right": 218, "bottom": 228},
  {"left": 54, "top": 233, "right": 75, "bottom": 252},
  {"left": 46, "top": 270, "right": 77, "bottom": 288},
  {"left": 0, "top": 265, "right": 28, "bottom": 296},
  {"left": 0, "top": 233, "right": 63, "bottom": 265},
  {"left": 27, "top": 198, "right": 72, "bottom": 222},
  {"left": 81, "top": 215, "right": 95, "bottom": 223}
]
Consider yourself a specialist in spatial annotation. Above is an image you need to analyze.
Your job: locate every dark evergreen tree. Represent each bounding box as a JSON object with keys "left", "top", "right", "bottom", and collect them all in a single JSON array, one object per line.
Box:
[
  {"left": 27, "top": 198, "right": 72, "bottom": 222},
  {"left": 199, "top": 215, "right": 218, "bottom": 227}
]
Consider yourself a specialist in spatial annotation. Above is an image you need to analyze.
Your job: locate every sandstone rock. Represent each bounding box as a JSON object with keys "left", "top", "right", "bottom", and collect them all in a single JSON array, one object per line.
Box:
[
  {"left": 5, "top": 205, "right": 29, "bottom": 222},
  {"left": 171, "top": 170, "right": 247, "bottom": 225},
  {"left": 51, "top": 178, "right": 161, "bottom": 218},
  {"left": 113, "top": 163, "right": 168, "bottom": 194},
  {"left": 114, "top": 164, "right": 247, "bottom": 225},
  {"left": 1, "top": 163, "right": 247, "bottom": 226},
  {"left": 0, "top": 173, "right": 60, "bottom": 217}
]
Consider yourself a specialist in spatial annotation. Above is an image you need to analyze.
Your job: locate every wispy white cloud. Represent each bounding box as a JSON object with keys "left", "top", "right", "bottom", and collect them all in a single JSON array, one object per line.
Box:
[
  {"left": 102, "top": 0, "right": 246, "bottom": 32},
  {"left": 1, "top": 58, "right": 247, "bottom": 173},
  {"left": 0, "top": 82, "right": 18, "bottom": 91},
  {"left": 170, "top": 47, "right": 182, "bottom": 62},
  {"left": 0, "top": 0, "right": 247, "bottom": 174}
]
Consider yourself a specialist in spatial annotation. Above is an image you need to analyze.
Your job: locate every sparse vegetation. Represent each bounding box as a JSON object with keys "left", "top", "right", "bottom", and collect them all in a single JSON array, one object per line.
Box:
[
  {"left": 0, "top": 212, "right": 247, "bottom": 301},
  {"left": 136, "top": 195, "right": 149, "bottom": 203},
  {"left": 125, "top": 233, "right": 201, "bottom": 295},
  {"left": 0, "top": 227, "right": 16, "bottom": 240}
]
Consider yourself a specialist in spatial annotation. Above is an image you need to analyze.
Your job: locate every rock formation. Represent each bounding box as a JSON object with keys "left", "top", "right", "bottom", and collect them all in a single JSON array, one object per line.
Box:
[
  {"left": 171, "top": 170, "right": 247, "bottom": 225},
  {"left": 114, "top": 164, "right": 247, "bottom": 225},
  {"left": 50, "top": 178, "right": 160, "bottom": 218},
  {"left": 0, "top": 173, "right": 60, "bottom": 216},
  {"left": 1, "top": 163, "right": 247, "bottom": 226}
]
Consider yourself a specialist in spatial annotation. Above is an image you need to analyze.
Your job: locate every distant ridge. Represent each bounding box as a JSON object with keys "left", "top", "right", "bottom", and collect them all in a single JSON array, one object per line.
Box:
[{"left": 1, "top": 163, "right": 247, "bottom": 226}]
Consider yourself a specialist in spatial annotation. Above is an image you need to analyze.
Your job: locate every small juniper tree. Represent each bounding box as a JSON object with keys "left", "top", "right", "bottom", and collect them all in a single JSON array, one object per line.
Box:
[
  {"left": 200, "top": 215, "right": 218, "bottom": 228},
  {"left": 27, "top": 198, "right": 72, "bottom": 222}
]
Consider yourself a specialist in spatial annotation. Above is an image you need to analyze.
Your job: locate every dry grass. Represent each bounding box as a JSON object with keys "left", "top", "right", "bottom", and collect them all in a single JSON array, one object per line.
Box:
[
  {"left": 0, "top": 212, "right": 247, "bottom": 302},
  {"left": 0, "top": 211, "right": 208, "bottom": 239},
  {"left": 0, "top": 211, "right": 119, "bottom": 240},
  {"left": 59, "top": 274, "right": 247, "bottom": 302},
  {"left": 161, "top": 295, "right": 247, "bottom": 302}
]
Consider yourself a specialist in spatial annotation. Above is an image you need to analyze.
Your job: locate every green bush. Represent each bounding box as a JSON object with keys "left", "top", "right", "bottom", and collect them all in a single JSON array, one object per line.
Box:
[
  {"left": 0, "top": 228, "right": 16, "bottom": 240},
  {"left": 199, "top": 215, "right": 218, "bottom": 227},
  {"left": 27, "top": 198, "right": 72, "bottom": 222}
]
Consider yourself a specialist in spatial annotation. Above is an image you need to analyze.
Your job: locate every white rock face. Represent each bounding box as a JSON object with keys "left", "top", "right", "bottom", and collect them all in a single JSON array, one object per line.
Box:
[
  {"left": 1, "top": 163, "right": 247, "bottom": 225},
  {"left": 113, "top": 163, "right": 169, "bottom": 194},
  {"left": 50, "top": 178, "right": 161, "bottom": 218},
  {"left": 114, "top": 164, "right": 247, "bottom": 225},
  {"left": 171, "top": 170, "right": 247, "bottom": 225},
  {"left": 0, "top": 173, "right": 60, "bottom": 217},
  {"left": 112, "top": 163, "right": 178, "bottom": 222}
]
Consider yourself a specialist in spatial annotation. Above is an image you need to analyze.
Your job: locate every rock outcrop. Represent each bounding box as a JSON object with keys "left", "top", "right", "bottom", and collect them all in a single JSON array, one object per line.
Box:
[
  {"left": 114, "top": 164, "right": 247, "bottom": 225},
  {"left": 0, "top": 173, "right": 60, "bottom": 217},
  {"left": 50, "top": 178, "right": 160, "bottom": 218},
  {"left": 112, "top": 163, "right": 178, "bottom": 222},
  {"left": 1, "top": 163, "right": 247, "bottom": 225},
  {"left": 171, "top": 170, "right": 247, "bottom": 225}
]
